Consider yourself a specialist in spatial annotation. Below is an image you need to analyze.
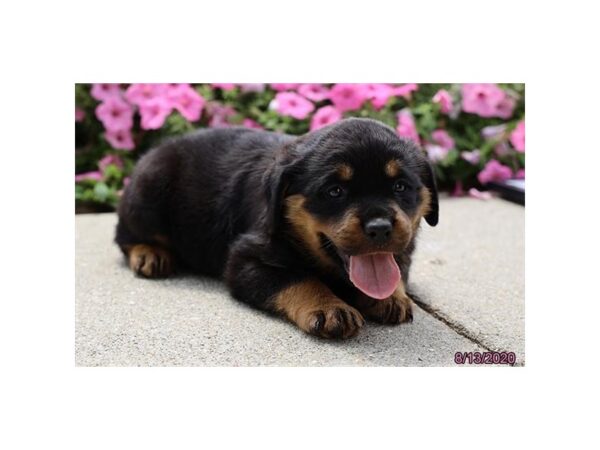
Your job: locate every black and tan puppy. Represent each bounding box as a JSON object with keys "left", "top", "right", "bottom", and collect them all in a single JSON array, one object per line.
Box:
[{"left": 116, "top": 118, "right": 438, "bottom": 338}]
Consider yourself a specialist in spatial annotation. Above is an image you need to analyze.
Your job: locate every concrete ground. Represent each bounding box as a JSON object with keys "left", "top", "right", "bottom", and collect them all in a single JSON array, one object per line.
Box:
[{"left": 75, "top": 197, "right": 524, "bottom": 366}]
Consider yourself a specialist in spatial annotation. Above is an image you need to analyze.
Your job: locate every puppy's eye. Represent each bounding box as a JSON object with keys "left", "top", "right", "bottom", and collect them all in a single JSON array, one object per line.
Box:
[
  {"left": 328, "top": 186, "right": 344, "bottom": 198},
  {"left": 394, "top": 181, "right": 406, "bottom": 193}
]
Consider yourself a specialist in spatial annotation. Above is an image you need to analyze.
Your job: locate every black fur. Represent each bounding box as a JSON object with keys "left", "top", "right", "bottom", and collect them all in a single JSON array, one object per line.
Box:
[{"left": 116, "top": 118, "right": 438, "bottom": 316}]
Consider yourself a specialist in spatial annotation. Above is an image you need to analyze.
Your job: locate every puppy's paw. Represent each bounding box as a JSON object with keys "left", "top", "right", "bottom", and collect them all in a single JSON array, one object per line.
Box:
[
  {"left": 357, "top": 291, "right": 413, "bottom": 325},
  {"left": 304, "top": 304, "right": 365, "bottom": 339},
  {"left": 128, "top": 244, "right": 173, "bottom": 278}
]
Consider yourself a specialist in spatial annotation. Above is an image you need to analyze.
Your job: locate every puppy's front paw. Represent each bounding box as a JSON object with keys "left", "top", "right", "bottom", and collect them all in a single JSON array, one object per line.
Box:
[
  {"left": 357, "top": 291, "right": 413, "bottom": 325},
  {"left": 304, "top": 304, "right": 365, "bottom": 339},
  {"left": 128, "top": 244, "right": 173, "bottom": 278}
]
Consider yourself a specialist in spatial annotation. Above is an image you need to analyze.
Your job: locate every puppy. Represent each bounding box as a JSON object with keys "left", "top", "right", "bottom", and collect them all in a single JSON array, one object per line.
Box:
[{"left": 116, "top": 118, "right": 438, "bottom": 339}]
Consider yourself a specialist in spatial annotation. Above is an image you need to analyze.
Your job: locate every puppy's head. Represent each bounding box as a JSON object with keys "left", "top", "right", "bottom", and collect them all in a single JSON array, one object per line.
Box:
[{"left": 266, "top": 118, "right": 438, "bottom": 299}]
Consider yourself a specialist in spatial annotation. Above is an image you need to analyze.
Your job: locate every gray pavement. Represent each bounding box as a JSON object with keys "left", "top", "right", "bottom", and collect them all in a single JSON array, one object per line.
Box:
[{"left": 75, "top": 197, "right": 524, "bottom": 366}]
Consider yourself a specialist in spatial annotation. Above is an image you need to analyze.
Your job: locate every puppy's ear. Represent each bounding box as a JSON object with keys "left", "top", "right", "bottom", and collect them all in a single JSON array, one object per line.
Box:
[
  {"left": 421, "top": 161, "right": 439, "bottom": 226},
  {"left": 264, "top": 157, "right": 300, "bottom": 235}
]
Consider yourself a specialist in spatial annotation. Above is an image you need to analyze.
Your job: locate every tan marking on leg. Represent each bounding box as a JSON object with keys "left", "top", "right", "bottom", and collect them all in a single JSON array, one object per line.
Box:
[{"left": 274, "top": 279, "right": 365, "bottom": 339}]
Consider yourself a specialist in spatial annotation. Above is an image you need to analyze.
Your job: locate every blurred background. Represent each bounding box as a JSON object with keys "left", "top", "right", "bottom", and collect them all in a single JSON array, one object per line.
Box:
[{"left": 75, "top": 83, "right": 525, "bottom": 212}]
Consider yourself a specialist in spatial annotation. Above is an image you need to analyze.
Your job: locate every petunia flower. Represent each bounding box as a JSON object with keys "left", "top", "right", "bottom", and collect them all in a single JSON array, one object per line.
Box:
[
  {"left": 468, "top": 188, "right": 493, "bottom": 200},
  {"left": 477, "top": 159, "right": 513, "bottom": 184},
  {"left": 91, "top": 83, "right": 122, "bottom": 101},
  {"left": 364, "top": 84, "right": 395, "bottom": 110},
  {"left": 269, "top": 83, "right": 300, "bottom": 91},
  {"left": 461, "top": 150, "right": 481, "bottom": 165},
  {"left": 167, "top": 84, "right": 205, "bottom": 122},
  {"left": 75, "top": 107, "right": 85, "bottom": 122},
  {"left": 298, "top": 84, "right": 330, "bottom": 102},
  {"left": 139, "top": 98, "right": 173, "bottom": 130},
  {"left": 211, "top": 83, "right": 236, "bottom": 91},
  {"left": 104, "top": 129, "right": 135, "bottom": 150},
  {"left": 208, "top": 103, "right": 237, "bottom": 128},
  {"left": 242, "top": 118, "right": 263, "bottom": 129},
  {"left": 432, "top": 89, "right": 453, "bottom": 114},
  {"left": 396, "top": 109, "right": 420, "bottom": 144},
  {"left": 98, "top": 154, "right": 124, "bottom": 172},
  {"left": 239, "top": 84, "right": 266, "bottom": 93},
  {"left": 95, "top": 97, "right": 134, "bottom": 132},
  {"left": 392, "top": 83, "right": 418, "bottom": 99},
  {"left": 425, "top": 144, "right": 449, "bottom": 163},
  {"left": 125, "top": 83, "right": 169, "bottom": 106},
  {"left": 310, "top": 105, "right": 342, "bottom": 131},
  {"left": 75, "top": 171, "right": 103, "bottom": 182},
  {"left": 431, "top": 129, "right": 455, "bottom": 150},
  {"left": 515, "top": 168, "right": 525, "bottom": 179},
  {"left": 272, "top": 92, "right": 315, "bottom": 119},
  {"left": 461, "top": 83, "right": 506, "bottom": 118},
  {"left": 329, "top": 84, "right": 368, "bottom": 112},
  {"left": 510, "top": 120, "right": 525, "bottom": 152}
]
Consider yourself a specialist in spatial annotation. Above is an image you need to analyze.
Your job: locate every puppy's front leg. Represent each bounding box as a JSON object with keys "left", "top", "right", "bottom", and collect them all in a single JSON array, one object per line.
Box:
[
  {"left": 273, "top": 279, "right": 364, "bottom": 339},
  {"left": 225, "top": 236, "right": 364, "bottom": 339},
  {"left": 351, "top": 282, "right": 414, "bottom": 325}
]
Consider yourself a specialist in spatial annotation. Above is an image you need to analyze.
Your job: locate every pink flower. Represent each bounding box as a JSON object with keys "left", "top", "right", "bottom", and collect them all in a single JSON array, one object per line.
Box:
[
  {"left": 125, "top": 83, "right": 169, "bottom": 106},
  {"left": 208, "top": 103, "right": 237, "bottom": 128},
  {"left": 461, "top": 84, "right": 507, "bottom": 118},
  {"left": 211, "top": 83, "right": 236, "bottom": 91},
  {"left": 242, "top": 118, "right": 263, "bottom": 129},
  {"left": 75, "top": 107, "right": 85, "bottom": 122},
  {"left": 477, "top": 159, "right": 513, "bottom": 185},
  {"left": 396, "top": 110, "right": 420, "bottom": 144},
  {"left": 167, "top": 84, "right": 205, "bottom": 122},
  {"left": 329, "top": 84, "right": 368, "bottom": 112},
  {"left": 468, "top": 188, "right": 493, "bottom": 200},
  {"left": 239, "top": 83, "right": 266, "bottom": 93},
  {"left": 272, "top": 92, "right": 314, "bottom": 119},
  {"left": 364, "top": 84, "right": 395, "bottom": 110},
  {"left": 461, "top": 150, "right": 481, "bottom": 165},
  {"left": 270, "top": 83, "right": 300, "bottom": 91},
  {"left": 139, "top": 98, "right": 172, "bottom": 130},
  {"left": 104, "top": 129, "right": 135, "bottom": 150},
  {"left": 431, "top": 129, "right": 455, "bottom": 150},
  {"left": 425, "top": 144, "right": 449, "bottom": 163},
  {"left": 510, "top": 120, "right": 525, "bottom": 152},
  {"left": 95, "top": 97, "right": 134, "bottom": 132},
  {"left": 432, "top": 89, "right": 453, "bottom": 114},
  {"left": 515, "top": 168, "right": 525, "bottom": 179},
  {"left": 91, "top": 84, "right": 122, "bottom": 101},
  {"left": 75, "top": 171, "right": 103, "bottom": 182},
  {"left": 98, "top": 155, "right": 124, "bottom": 173},
  {"left": 310, "top": 106, "right": 342, "bottom": 131},
  {"left": 481, "top": 124, "right": 507, "bottom": 140},
  {"left": 298, "top": 84, "right": 330, "bottom": 102},
  {"left": 393, "top": 83, "right": 418, "bottom": 99},
  {"left": 495, "top": 96, "right": 516, "bottom": 119}
]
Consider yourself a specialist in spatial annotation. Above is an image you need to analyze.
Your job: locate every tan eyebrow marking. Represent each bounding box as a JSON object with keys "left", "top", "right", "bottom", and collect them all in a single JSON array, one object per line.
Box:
[
  {"left": 385, "top": 159, "right": 401, "bottom": 177},
  {"left": 336, "top": 164, "right": 354, "bottom": 181}
]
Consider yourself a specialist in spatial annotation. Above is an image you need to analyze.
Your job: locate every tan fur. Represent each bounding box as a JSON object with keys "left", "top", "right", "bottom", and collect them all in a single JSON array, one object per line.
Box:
[
  {"left": 284, "top": 195, "right": 337, "bottom": 269},
  {"left": 336, "top": 163, "right": 354, "bottom": 181},
  {"left": 411, "top": 187, "right": 432, "bottom": 230},
  {"left": 385, "top": 159, "right": 400, "bottom": 177},
  {"left": 128, "top": 244, "right": 173, "bottom": 278},
  {"left": 353, "top": 279, "right": 414, "bottom": 324},
  {"left": 274, "top": 279, "right": 365, "bottom": 338}
]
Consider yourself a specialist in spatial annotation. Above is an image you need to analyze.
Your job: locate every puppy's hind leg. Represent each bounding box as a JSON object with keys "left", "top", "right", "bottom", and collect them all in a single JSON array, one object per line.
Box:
[{"left": 115, "top": 218, "right": 174, "bottom": 278}]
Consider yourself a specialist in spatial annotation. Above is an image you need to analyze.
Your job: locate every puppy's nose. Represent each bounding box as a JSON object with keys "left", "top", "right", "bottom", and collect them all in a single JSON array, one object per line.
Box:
[{"left": 364, "top": 218, "right": 393, "bottom": 244}]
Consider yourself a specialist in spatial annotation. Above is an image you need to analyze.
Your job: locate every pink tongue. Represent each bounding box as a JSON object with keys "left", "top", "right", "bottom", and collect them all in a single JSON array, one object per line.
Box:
[{"left": 349, "top": 253, "right": 401, "bottom": 300}]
